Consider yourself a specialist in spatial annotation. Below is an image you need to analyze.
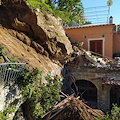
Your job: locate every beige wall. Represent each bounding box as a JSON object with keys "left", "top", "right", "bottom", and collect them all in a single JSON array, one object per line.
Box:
[
  {"left": 65, "top": 25, "right": 114, "bottom": 58},
  {"left": 113, "top": 33, "right": 120, "bottom": 54}
]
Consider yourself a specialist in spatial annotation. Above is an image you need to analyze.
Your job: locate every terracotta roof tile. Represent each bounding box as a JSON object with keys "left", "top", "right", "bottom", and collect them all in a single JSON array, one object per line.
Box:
[{"left": 65, "top": 24, "right": 115, "bottom": 29}]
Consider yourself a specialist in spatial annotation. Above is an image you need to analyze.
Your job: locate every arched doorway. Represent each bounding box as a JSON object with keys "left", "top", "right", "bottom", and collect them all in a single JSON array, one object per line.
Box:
[
  {"left": 110, "top": 86, "right": 120, "bottom": 109},
  {"left": 71, "top": 80, "right": 97, "bottom": 108}
]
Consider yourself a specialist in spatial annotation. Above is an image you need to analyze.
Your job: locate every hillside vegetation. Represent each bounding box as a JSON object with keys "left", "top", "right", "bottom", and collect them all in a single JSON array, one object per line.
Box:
[{"left": 25, "top": 0, "right": 84, "bottom": 25}]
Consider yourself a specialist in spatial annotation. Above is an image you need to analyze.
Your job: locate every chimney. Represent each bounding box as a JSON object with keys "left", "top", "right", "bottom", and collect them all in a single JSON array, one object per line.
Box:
[{"left": 109, "top": 16, "right": 113, "bottom": 24}]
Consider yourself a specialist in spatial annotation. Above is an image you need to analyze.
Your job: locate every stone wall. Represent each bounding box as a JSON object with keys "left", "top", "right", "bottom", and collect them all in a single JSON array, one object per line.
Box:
[{"left": 63, "top": 55, "right": 120, "bottom": 112}]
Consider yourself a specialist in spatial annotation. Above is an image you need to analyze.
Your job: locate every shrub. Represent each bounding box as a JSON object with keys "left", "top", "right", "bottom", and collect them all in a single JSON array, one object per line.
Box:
[{"left": 15, "top": 69, "right": 62, "bottom": 119}]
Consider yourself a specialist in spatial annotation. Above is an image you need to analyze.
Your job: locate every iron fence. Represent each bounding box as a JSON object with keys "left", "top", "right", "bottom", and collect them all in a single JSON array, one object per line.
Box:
[{"left": 0, "top": 63, "right": 26, "bottom": 85}]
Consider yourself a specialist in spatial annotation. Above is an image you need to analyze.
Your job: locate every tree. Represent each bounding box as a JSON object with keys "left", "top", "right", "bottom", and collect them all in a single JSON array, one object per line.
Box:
[
  {"left": 26, "top": 0, "right": 84, "bottom": 24},
  {"left": 45, "top": 0, "right": 84, "bottom": 24},
  {"left": 14, "top": 69, "right": 62, "bottom": 119},
  {"left": 83, "top": 21, "right": 92, "bottom": 25}
]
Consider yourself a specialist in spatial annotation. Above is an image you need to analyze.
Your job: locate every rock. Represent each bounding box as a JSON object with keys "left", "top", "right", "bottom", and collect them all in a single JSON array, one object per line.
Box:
[
  {"left": 0, "top": 56, "right": 5, "bottom": 63},
  {"left": 1, "top": 0, "right": 73, "bottom": 61},
  {"left": 44, "top": 50, "right": 49, "bottom": 57},
  {"left": 40, "top": 13, "right": 73, "bottom": 60},
  {"left": 0, "top": 25, "right": 61, "bottom": 72},
  {"left": 16, "top": 32, "right": 24, "bottom": 42},
  {"left": 31, "top": 41, "right": 44, "bottom": 54},
  {"left": 73, "top": 46, "right": 80, "bottom": 52},
  {"left": 11, "top": 18, "right": 33, "bottom": 35},
  {"left": 16, "top": 32, "right": 31, "bottom": 46},
  {"left": 23, "top": 36, "right": 31, "bottom": 46}
]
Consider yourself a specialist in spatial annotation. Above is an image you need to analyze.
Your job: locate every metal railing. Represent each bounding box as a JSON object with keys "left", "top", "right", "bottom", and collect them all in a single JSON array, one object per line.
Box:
[{"left": 0, "top": 63, "right": 26, "bottom": 85}]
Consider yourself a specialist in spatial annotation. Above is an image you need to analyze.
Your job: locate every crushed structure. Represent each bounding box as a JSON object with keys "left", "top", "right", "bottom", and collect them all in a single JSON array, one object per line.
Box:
[
  {"left": 43, "top": 95, "right": 104, "bottom": 120},
  {"left": 61, "top": 46, "right": 120, "bottom": 112}
]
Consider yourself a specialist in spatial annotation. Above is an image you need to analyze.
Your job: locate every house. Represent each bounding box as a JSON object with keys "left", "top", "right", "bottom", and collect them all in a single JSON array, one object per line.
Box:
[
  {"left": 65, "top": 19, "right": 120, "bottom": 58},
  {"left": 61, "top": 51, "right": 120, "bottom": 112}
]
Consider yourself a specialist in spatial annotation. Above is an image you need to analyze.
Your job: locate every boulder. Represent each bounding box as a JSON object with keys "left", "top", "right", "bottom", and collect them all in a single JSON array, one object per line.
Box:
[{"left": 1, "top": 0, "right": 73, "bottom": 60}]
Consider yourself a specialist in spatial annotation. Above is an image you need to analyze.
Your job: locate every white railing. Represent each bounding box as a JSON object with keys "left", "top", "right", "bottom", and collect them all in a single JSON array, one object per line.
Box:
[{"left": 0, "top": 63, "right": 26, "bottom": 85}]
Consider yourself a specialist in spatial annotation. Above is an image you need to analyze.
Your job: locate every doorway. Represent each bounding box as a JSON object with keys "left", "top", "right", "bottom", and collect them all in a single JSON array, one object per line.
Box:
[
  {"left": 90, "top": 40, "right": 103, "bottom": 55},
  {"left": 110, "top": 86, "right": 120, "bottom": 109},
  {"left": 88, "top": 38, "right": 105, "bottom": 56}
]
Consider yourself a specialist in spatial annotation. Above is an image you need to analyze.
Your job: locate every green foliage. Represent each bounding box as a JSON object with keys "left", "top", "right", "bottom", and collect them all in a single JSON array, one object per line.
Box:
[
  {"left": 95, "top": 104, "right": 120, "bottom": 120},
  {"left": 83, "top": 21, "right": 92, "bottom": 25},
  {"left": 46, "top": 0, "right": 84, "bottom": 24},
  {"left": 0, "top": 106, "right": 15, "bottom": 120},
  {"left": 0, "top": 111, "right": 8, "bottom": 120},
  {"left": 90, "top": 54, "right": 101, "bottom": 59},
  {"left": 25, "top": 0, "right": 41, "bottom": 8},
  {"left": 113, "top": 53, "right": 120, "bottom": 58},
  {"left": 0, "top": 44, "right": 7, "bottom": 57},
  {"left": 0, "top": 44, "right": 4, "bottom": 54},
  {"left": 13, "top": 107, "right": 23, "bottom": 120},
  {"left": 56, "top": 0, "right": 84, "bottom": 23},
  {"left": 0, "top": 44, "right": 7, "bottom": 60},
  {"left": 10, "top": 58, "right": 18, "bottom": 63},
  {"left": 0, "top": 44, "right": 3, "bottom": 60},
  {"left": 26, "top": 0, "right": 84, "bottom": 24},
  {"left": 15, "top": 69, "right": 62, "bottom": 119},
  {"left": 26, "top": 0, "right": 54, "bottom": 14}
]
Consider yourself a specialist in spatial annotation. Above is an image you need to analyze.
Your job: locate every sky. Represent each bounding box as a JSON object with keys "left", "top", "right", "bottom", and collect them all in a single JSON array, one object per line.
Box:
[{"left": 81, "top": 0, "right": 120, "bottom": 25}]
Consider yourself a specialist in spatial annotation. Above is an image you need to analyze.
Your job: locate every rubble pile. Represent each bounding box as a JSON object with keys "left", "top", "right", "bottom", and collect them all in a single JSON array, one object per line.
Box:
[
  {"left": 83, "top": 49, "right": 120, "bottom": 69},
  {"left": 43, "top": 95, "right": 104, "bottom": 120},
  {"left": 102, "top": 76, "right": 120, "bottom": 86}
]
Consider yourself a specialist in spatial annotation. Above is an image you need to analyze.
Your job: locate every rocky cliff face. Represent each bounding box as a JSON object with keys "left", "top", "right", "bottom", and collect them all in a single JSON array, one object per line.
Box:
[
  {"left": 0, "top": 0, "right": 73, "bottom": 72},
  {"left": 0, "top": 0, "right": 73, "bottom": 118}
]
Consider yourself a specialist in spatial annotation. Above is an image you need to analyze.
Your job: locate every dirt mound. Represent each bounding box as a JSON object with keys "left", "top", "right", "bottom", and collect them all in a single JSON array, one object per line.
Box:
[
  {"left": 0, "top": 0, "right": 73, "bottom": 61},
  {"left": 0, "top": 0, "right": 73, "bottom": 72},
  {"left": 0, "top": 26, "right": 61, "bottom": 72}
]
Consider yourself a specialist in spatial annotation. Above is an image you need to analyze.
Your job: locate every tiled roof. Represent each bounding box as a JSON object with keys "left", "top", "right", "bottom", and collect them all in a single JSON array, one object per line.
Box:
[
  {"left": 65, "top": 24, "right": 115, "bottom": 29},
  {"left": 102, "top": 76, "right": 120, "bottom": 86},
  {"left": 102, "top": 80, "right": 120, "bottom": 86}
]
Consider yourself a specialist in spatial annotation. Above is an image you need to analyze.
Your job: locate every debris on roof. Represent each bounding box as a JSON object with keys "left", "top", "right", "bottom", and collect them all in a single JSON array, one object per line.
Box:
[
  {"left": 102, "top": 76, "right": 120, "bottom": 86},
  {"left": 80, "top": 47, "right": 120, "bottom": 69}
]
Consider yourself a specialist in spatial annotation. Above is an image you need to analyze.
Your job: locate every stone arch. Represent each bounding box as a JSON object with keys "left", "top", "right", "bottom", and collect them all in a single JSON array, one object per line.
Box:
[{"left": 71, "top": 79, "right": 97, "bottom": 109}]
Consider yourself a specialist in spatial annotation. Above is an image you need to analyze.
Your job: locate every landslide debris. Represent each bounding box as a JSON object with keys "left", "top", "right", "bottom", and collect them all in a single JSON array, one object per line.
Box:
[{"left": 0, "top": 0, "right": 73, "bottom": 72}]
